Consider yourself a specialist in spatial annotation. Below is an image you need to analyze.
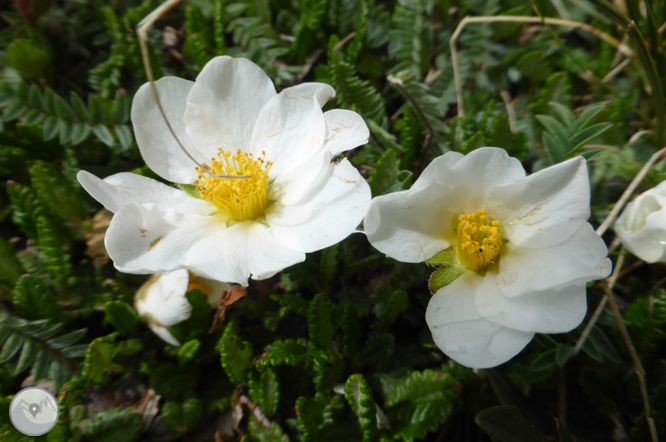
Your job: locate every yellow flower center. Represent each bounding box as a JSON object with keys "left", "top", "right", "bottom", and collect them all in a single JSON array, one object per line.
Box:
[
  {"left": 195, "top": 149, "right": 272, "bottom": 222},
  {"left": 456, "top": 209, "right": 502, "bottom": 272}
]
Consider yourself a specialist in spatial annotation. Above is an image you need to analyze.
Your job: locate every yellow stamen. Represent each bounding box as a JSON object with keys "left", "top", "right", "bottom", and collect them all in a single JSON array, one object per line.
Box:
[
  {"left": 456, "top": 209, "right": 502, "bottom": 272},
  {"left": 195, "top": 149, "right": 272, "bottom": 222}
]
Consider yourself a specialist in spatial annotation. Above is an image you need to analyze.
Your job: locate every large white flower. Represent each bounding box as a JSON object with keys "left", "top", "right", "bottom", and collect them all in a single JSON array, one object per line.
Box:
[
  {"left": 135, "top": 269, "right": 231, "bottom": 346},
  {"left": 78, "top": 56, "right": 371, "bottom": 285},
  {"left": 365, "top": 147, "right": 612, "bottom": 369},
  {"left": 615, "top": 180, "right": 666, "bottom": 263}
]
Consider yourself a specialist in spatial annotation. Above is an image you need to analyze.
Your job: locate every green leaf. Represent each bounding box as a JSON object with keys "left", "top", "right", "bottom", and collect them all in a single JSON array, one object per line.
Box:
[
  {"left": 53, "top": 95, "right": 73, "bottom": 119},
  {"left": 308, "top": 293, "right": 335, "bottom": 348},
  {"left": 428, "top": 262, "right": 466, "bottom": 293},
  {"left": 555, "top": 344, "right": 574, "bottom": 367},
  {"left": 13, "top": 275, "right": 65, "bottom": 322},
  {"left": 219, "top": 320, "right": 254, "bottom": 384},
  {"left": 112, "top": 92, "right": 130, "bottom": 124},
  {"left": 28, "top": 85, "right": 43, "bottom": 108},
  {"left": 177, "top": 339, "right": 201, "bottom": 364},
  {"left": 368, "top": 149, "right": 399, "bottom": 196},
  {"left": 93, "top": 124, "right": 115, "bottom": 146},
  {"left": 15, "top": 337, "right": 37, "bottom": 374},
  {"left": 249, "top": 368, "right": 280, "bottom": 418},
  {"left": 531, "top": 349, "right": 557, "bottom": 371},
  {"left": 51, "top": 359, "right": 70, "bottom": 391},
  {"left": 75, "top": 408, "right": 142, "bottom": 442},
  {"left": 0, "top": 238, "right": 22, "bottom": 287},
  {"left": 115, "top": 125, "right": 133, "bottom": 150},
  {"left": 30, "top": 161, "right": 82, "bottom": 222},
  {"left": 71, "top": 123, "right": 92, "bottom": 145},
  {"left": 587, "top": 326, "right": 621, "bottom": 363},
  {"left": 32, "top": 348, "right": 52, "bottom": 381},
  {"left": 345, "top": 374, "right": 377, "bottom": 441},
  {"left": 362, "top": 332, "right": 394, "bottom": 370},
  {"left": 161, "top": 398, "right": 203, "bottom": 433},
  {"left": 475, "top": 406, "right": 547, "bottom": 442},
  {"left": 150, "top": 363, "right": 197, "bottom": 400},
  {"left": 257, "top": 338, "right": 328, "bottom": 370},
  {"left": 5, "top": 39, "right": 52, "bottom": 79},
  {"left": 296, "top": 396, "right": 324, "bottom": 441},
  {"left": 82, "top": 333, "right": 124, "bottom": 385},
  {"left": 47, "top": 328, "right": 86, "bottom": 349},
  {"left": 319, "top": 244, "right": 340, "bottom": 289},
  {"left": 104, "top": 301, "right": 138, "bottom": 335},
  {"left": 36, "top": 216, "right": 70, "bottom": 290},
  {"left": 88, "top": 97, "right": 104, "bottom": 123},
  {"left": 70, "top": 92, "right": 89, "bottom": 121},
  {"left": 342, "top": 304, "right": 361, "bottom": 358},
  {"left": 167, "top": 289, "right": 211, "bottom": 343},
  {"left": 372, "top": 290, "right": 408, "bottom": 329},
  {"left": 43, "top": 115, "right": 60, "bottom": 140},
  {"left": 0, "top": 332, "right": 23, "bottom": 363}
]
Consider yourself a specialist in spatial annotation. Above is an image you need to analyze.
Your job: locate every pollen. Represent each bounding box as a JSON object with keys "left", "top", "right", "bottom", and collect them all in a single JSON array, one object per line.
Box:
[
  {"left": 455, "top": 209, "right": 502, "bottom": 272},
  {"left": 195, "top": 149, "right": 272, "bottom": 222}
]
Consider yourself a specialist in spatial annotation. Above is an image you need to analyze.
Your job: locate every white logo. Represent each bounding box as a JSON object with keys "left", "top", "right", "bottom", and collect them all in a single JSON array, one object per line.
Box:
[{"left": 9, "top": 387, "right": 59, "bottom": 436}]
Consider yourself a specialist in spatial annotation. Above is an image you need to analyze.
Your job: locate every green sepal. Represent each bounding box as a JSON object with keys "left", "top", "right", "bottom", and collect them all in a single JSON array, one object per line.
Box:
[
  {"left": 428, "top": 262, "right": 466, "bottom": 293},
  {"left": 425, "top": 248, "right": 456, "bottom": 265}
]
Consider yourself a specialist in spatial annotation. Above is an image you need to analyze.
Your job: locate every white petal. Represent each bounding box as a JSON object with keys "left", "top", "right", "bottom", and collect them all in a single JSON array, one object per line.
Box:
[
  {"left": 496, "top": 223, "right": 611, "bottom": 298},
  {"left": 322, "top": 109, "right": 369, "bottom": 156},
  {"left": 365, "top": 183, "right": 454, "bottom": 262},
  {"left": 615, "top": 184, "right": 666, "bottom": 263},
  {"left": 489, "top": 157, "right": 590, "bottom": 248},
  {"left": 426, "top": 272, "right": 534, "bottom": 369},
  {"left": 411, "top": 151, "right": 464, "bottom": 191},
  {"left": 250, "top": 83, "right": 335, "bottom": 176},
  {"left": 475, "top": 276, "right": 588, "bottom": 334},
  {"left": 184, "top": 56, "right": 276, "bottom": 159},
  {"left": 149, "top": 324, "right": 181, "bottom": 346},
  {"left": 105, "top": 202, "right": 222, "bottom": 275},
  {"left": 442, "top": 147, "right": 526, "bottom": 205},
  {"left": 77, "top": 171, "right": 214, "bottom": 215},
  {"left": 266, "top": 159, "right": 371, "bottom": 253},
  {"left": 132, "top": 77, "right": 206, "bottom": 184},
  {"left": 183, "top": 221, "right": 305, "bottom": 286},
  {"left": 134, "top": 270, "right": 192, "bottom": 327}
]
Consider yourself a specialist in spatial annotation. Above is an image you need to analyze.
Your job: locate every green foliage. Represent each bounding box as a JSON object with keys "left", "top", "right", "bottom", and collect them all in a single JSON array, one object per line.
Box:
[
  {"left": 167, "top": 289, "right": 211, "bottom": 343},
  {"left": 161, "top": 398, "right": 203, "bottom": 433},
  {"left": 475, "top": 406, "right": 547, "bottom": 442},
  {"left": 249, "top": 368, "right": 280, "bottom": 417},
  {"left": 368, "top": 148, "right": 399, "bottom": 196},
  {"left": 71, "top": 408, "right": 142, "bottom": 442},
  {"left": 308, "top": 293, "right": 335, "bottom": 348},
  {"left": 104, "top": 301, "right": 138, "bottom": 335},
  {"left": 220, "top": 320, "right": 254, "bottom": 384},
  {"left": 13, "top": 275, "right": 65, "bottom": 323},
  {"left": 536, "top": 102, "right": 612, "bottom": 164},
  {"left": 345, "top": 374, "right": 377, "bottom": 441},
  {"left": 257, "top": 338, "right": 328, "bottom": 370}
]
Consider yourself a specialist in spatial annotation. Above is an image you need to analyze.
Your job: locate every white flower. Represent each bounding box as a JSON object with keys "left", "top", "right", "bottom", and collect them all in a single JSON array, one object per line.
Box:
[
  {"left": 78, "top": 56, "right": 371, "bottom": 285},
  {"left": 134, "top": 269, "right": 231, "bottom": 345},
  {"left": 365, "top": 147, "right": 612, "bottom": 369},
  {"left": 615, "top": 180, "right": 666, "bottom": 263}
]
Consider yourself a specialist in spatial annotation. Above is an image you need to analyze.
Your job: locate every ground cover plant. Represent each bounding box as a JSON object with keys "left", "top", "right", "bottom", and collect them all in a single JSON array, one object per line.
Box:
[{"left": 0, "top": 0, "right": 666, "bottom": 441}]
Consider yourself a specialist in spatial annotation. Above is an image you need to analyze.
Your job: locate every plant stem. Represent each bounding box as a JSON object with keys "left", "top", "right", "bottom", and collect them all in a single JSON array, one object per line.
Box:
[{"left": 587, "top": 0, "right": 665, "bottom": 148}]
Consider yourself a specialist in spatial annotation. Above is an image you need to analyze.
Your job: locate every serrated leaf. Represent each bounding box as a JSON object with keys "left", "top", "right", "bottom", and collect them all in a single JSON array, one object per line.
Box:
[
  {"left": 93, "top": 124, "right": 114, "bottom": 146},
  {"left": 368, "top": 149, "right": 399, "bottom": 196},
  {"left": 249, "top": 368, "right": 279, "bottom": 418},
  {"left": 257, "top": 338, "right": 328, "bottom": 370},
  {"left": 308, "top": 293, "right": 335, "bottom": 348},
  {"left": 296, "top": 396, "right": 324, "bottom": 441},
  {"left": 0, "top": 238, "right": 22, "bottom": 287},
  {"left": 428, "top": 263, "right": 465, "bottom": 293},
  {"left": 36, "top": 216, "right": 70, "bottom": 290},
  {"left": 319, "top": 244, "right": 340, "bottom": 289},
  {"left": 161, "top": 398, "right": 203, "bottom": 433},
  {"left": 345, "top": 374, "right": 377, "bottom": 441},
  {"left": 13, "top": 274, "right": 65, "bottom": 323},
  {"left": 75, "top": 408, "right": 142, "bottom": 442},
  {"left": 475, "top": 406, "right": 547, "bottom": 442},
  {"left": 373, "top": 290, "right": 408, "bottom": 329},
  {"left": 219, "top": 321, "right": 254, "bottom": 384},
  {"left": 82, "top": 333, "right": 124, "bottom": 385},
  {"left": 104, "top": 301, "right": 138, "bottom": 335}
]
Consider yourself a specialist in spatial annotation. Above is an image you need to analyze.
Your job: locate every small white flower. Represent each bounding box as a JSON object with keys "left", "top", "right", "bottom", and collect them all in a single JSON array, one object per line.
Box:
[
  {"left": 78, "top": 56, "right": 371, "bottom": 285},
  {"left": 134, "top": 269, "right": 231, "bottom": 345},
  {"left": 615, "top": 180, "right": 666, "bottom": 263},
  {"left": 365, "top": 147, "right": 612, "bottom": 369}
]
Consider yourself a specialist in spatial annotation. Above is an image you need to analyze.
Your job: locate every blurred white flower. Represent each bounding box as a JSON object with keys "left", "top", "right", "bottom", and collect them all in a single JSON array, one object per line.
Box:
[
  {"left": 78, "top": 56, "right": 371, "bottom": 286},
  {"left": 365, "top": 147, "right": 612, "bottom": 369},
  {"left": 615, "top": 180, "right": 666, "bottom": 263},
  {"left": 134, "top": 269, "right": 230, "bottom": 345}
]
